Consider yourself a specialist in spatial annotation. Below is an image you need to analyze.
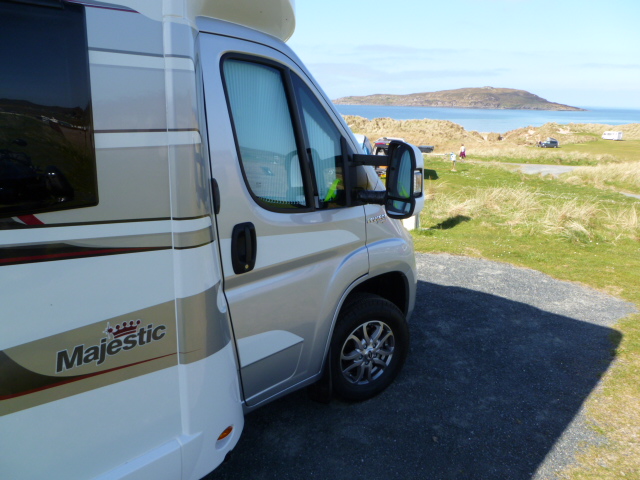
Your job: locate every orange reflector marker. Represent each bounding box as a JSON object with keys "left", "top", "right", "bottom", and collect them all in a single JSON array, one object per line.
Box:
[{"left": 218, "top": 426, "right": 234, "bottom": 441}]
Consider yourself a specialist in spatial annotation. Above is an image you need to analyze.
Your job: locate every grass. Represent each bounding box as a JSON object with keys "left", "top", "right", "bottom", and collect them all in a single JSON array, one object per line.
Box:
[
  {"left": 464, "top": 146, "right": 618, "bottom": 166},
  {"left": 562, "top": 162, "right": 640, "bottom": 196},
  {"left": 440, "top": 139, "right": 640, "bottom": 167},
  {"left": 562, "top": 138, "right": 640, "bottom": 162},
  {"left": 411, "top": 149, "right": 640, "bottom": 478}
]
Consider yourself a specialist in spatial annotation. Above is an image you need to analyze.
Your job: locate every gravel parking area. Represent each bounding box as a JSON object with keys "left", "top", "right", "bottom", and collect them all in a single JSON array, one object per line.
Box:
[
  {"left": 513, "top": 164, "right": 577, "bottom": 177},
  {"left": 208, "top": 253, "right": 636, "bottom": 480}
]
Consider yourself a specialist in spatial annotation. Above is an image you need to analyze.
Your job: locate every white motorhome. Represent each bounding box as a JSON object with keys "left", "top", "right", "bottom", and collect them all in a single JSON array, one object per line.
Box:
[
  {"left": 0, "top": 1, "right": 424, "bottom": 479},
  {"left": 602, "top": 131, "right": 623, "bottom": 140}
]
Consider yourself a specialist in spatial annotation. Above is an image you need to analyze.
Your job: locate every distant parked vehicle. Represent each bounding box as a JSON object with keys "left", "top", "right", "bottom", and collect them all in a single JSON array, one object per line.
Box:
[
  {"left": 373, "top": 137, "right": 405, "bottom": 155},
  {"left": 538, "top": 137, "right": 559, "bottom": 148},
  {"left": 353, "top": 134, "right": 387, "bottom": 176},
  {"left": 353, "top": 133, "right": 373, "bottom": 155},
  {"left": 602, "top": 131, "right": 623, "bottom": 141},
  {"left": 418, "top": 145, "right": 435, "bottom": 153}
]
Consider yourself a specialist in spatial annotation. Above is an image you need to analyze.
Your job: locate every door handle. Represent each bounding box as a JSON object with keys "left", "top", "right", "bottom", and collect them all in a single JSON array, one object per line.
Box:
[
  {"left": 231, "top": 222, "right": 257, "bottom": 274},
  {"left": 210, "top": 178, "right": 221, "bottom": 215}
]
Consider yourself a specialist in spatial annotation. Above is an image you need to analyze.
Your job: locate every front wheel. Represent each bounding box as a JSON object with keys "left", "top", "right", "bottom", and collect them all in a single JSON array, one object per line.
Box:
[{"left": 330, "top": 294, "right": 409, "bottom": 401}]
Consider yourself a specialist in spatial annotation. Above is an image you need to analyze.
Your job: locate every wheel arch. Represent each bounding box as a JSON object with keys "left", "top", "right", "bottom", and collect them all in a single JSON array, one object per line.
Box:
[
  {"left": 304, "top": 270, "right": 411, "bottom": 402},
  {"left": 345, "top": 271, "right": 410, "bottom": 316}
]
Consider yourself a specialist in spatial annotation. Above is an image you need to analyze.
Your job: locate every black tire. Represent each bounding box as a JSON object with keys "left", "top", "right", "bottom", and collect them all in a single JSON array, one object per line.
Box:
[{"left": 330, "top": 293, "right": 409, "bottom": 401}]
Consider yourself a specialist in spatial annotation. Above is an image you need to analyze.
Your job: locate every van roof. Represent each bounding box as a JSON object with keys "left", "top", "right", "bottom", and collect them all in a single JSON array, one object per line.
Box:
[{"left": 116, "top": 0, "right": 296, "bottom": 41}]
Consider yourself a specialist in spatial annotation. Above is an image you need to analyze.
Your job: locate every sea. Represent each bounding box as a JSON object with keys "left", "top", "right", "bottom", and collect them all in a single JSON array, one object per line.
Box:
[{"left": 334, "top": 104, "right": 640, "bottom": 134}]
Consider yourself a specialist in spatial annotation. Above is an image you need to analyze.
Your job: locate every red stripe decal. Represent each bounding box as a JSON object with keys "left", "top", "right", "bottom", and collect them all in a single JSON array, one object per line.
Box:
[
  {"left": 0, "top": 248, "right": 159, "bottom": 265},
  {"left": 17, "top": 215, "right": 44, "bottom": 226},
  {"left": 0, "top": 353, "right": 177, "bottom": 401}
]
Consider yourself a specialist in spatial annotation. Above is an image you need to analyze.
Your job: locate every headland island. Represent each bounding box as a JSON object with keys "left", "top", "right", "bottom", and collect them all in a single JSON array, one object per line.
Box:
[{"left": 333, "top": 87, "right": 585, "bottom": 111}]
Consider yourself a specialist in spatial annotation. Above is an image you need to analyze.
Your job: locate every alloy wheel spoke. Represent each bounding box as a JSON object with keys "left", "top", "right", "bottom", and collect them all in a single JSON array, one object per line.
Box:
[
  {"left": 376, "top": 346, "right": 394, "bottom": 357},
  {"left": 347, "top": 333, "right": 363, "bottom": 347},
  {"left": 377, "top": 330, "right": 393, "bottom": 347},
  {"left": 361, "top": 325, "right": 372, "bottom": 345},
  {"left": 372, "top": 357, "right": 388, "bottom": 369},
  {"left": 346, "top": 364, "right": 365, "bottom": 383},
  {"left": 341, "top": 349, "right": 362, "bottom": 361},
  {"left": 368, "top": 323, "right": 384, "bottom": 344},
  {"left": 364, "top": 363, "right": 374, "bottom": 382}
]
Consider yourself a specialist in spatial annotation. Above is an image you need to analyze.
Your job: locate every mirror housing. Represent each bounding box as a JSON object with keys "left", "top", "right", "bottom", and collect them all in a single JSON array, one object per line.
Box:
[{"left": 353, "top": 141, "right": 423, "bottom": 219}]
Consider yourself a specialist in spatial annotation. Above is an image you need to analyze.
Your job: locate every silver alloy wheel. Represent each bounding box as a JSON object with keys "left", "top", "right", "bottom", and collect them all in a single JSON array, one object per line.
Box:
[{"left": 339, "top": 320, "right": 395, "bottom": 385}]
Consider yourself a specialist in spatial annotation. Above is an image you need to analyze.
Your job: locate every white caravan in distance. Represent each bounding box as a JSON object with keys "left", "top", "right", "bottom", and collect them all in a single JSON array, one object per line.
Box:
[
  {"left": 0, "top": 1, "right": 425, "bottom": 479},
  {"left": 602, "top": 131, "right": 623, "bottom": 140}
]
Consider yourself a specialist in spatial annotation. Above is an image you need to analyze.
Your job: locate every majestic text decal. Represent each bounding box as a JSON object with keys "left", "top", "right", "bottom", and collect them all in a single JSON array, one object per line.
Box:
[
  {"left": 367, "top": 213, "right": 387, "bottom": 224},
  {"left": 56, "top": 320, "right": 166, "bottom": 374}
]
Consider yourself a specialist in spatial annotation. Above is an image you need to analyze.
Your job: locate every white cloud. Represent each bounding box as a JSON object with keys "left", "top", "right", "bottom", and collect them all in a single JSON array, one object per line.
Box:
[{"left": 580, "top": 63, "right": 640, "bottom": 70}]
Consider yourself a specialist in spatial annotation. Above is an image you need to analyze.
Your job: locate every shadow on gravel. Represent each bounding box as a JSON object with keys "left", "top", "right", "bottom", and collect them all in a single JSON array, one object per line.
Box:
[{"left": 207, "top": 280, "right": 621, "bottom": 480}]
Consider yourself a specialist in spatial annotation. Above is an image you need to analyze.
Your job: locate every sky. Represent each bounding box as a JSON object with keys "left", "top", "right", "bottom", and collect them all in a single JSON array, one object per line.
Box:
[{"left": 287, "top": 0, "right": 640, "bottom": 109}]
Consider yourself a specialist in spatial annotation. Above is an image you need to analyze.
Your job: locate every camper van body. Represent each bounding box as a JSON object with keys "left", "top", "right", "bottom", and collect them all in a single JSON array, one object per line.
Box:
[
  {"left": 0, "top": 1, "right": 423, "bottom": 479},
  {"left": 602, "top": 131, "right": 623, "bottom": 140}
]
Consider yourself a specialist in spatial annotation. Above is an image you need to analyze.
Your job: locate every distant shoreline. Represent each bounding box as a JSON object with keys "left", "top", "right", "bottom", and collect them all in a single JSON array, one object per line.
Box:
[
  {"left": 334, "top": 104, "right": 639, "bottom": 134},
  {"left": 335, "top": 103, "right": 587, "bottom": 112}
]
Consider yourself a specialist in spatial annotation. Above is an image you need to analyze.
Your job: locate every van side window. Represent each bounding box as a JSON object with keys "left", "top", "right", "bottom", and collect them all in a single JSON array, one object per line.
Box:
[
  {"left": 291, "top": 75, "right": 346, "bottom": 208},
  {"left": 223, "top": 60, "right": 308, "bottom": 210},
  {"left": 0, "top": 1, "right": 98, "bottom": 219}
]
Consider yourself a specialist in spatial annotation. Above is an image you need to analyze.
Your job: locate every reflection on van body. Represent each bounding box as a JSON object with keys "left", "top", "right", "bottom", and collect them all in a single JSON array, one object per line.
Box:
[{"left": 0, "top": 1, "right": 97, "bottom": 218}]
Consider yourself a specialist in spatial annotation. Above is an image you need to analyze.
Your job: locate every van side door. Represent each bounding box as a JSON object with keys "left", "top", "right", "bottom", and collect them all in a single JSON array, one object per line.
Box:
[{"left": 200, "top": 32, "right": 368, "bottom": 407}]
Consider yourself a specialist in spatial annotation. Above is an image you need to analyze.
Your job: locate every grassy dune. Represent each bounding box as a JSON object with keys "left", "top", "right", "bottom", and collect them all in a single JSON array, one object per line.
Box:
[
  {"left": 345, "top": 115, "right": 485, "bottom": 151},
  {"left": 356, "top": 116, "right": 640, "bottom": 478},
  {"left": 345, "top": 115, "right": 640, "bottom": 163},
  {"left": 565, "top": 162, "right": 640, "bottom": 195}
]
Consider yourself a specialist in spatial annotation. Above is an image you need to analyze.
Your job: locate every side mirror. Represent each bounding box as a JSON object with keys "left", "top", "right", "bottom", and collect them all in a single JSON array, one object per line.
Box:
[
  {"left": 353, "top": 141, "right": 423, "bottom": 220},
  {"left": 384, "top": 141, "right": 422, "bottom": 218}
]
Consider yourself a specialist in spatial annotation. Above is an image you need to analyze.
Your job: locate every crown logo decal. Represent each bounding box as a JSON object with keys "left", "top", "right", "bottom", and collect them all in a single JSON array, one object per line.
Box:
[{"left": 105, "top": 319, "right": 142, "bottom": 339}]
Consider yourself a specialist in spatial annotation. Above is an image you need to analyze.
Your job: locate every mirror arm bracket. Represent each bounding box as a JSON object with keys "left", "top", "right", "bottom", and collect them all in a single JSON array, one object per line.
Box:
[
  {"left": 357, "top": 190, "right": 387, "bottom": 205},
  {"left": 351, "top": 154, "right": 388, "bottom": 167}
]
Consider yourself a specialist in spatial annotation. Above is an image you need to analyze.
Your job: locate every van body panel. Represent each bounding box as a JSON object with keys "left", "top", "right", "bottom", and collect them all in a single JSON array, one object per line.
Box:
[
  {"left": 364, "top": 204, "right": 418, "bottom": 317},
  {"left": 93, "top": 439, "right": 183, "bottom": 480},
  {"left": 0, "top": 250, "right": 175, "bottom": 349},
  {"left": 85, "top": 5, "right": 164, "bottom": 56},
  {"left": 200, "top": 31, "right": 370, "bottom": 405},
  {"left": 90, "top": 59, "right": 167, "bottom": 131},
  {"left": 175, "top": 344, "right": 244, "bottom": 480},
  {"left": 117, "top": 0, "right": 295, "bottom": 41},
  {"left": 1, "top": 3, "right": 243, "bottom": 478},
  {"left": 1, "top": 365, "right": 182, "bottom": 479},
  {"left": 1, "top": 0, "right": 421, "bottom": 477}
]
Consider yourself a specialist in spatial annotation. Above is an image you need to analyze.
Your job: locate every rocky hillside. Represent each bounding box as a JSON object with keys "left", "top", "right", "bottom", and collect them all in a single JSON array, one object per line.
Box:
[{"left": 334, "top": 87, "right": 584, "bottom": 111}]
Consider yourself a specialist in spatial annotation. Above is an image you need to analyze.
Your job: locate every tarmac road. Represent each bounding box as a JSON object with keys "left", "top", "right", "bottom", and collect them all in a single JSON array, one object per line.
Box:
[{"left": 207, "top": 253, "right": 636, "bottom": 480}]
